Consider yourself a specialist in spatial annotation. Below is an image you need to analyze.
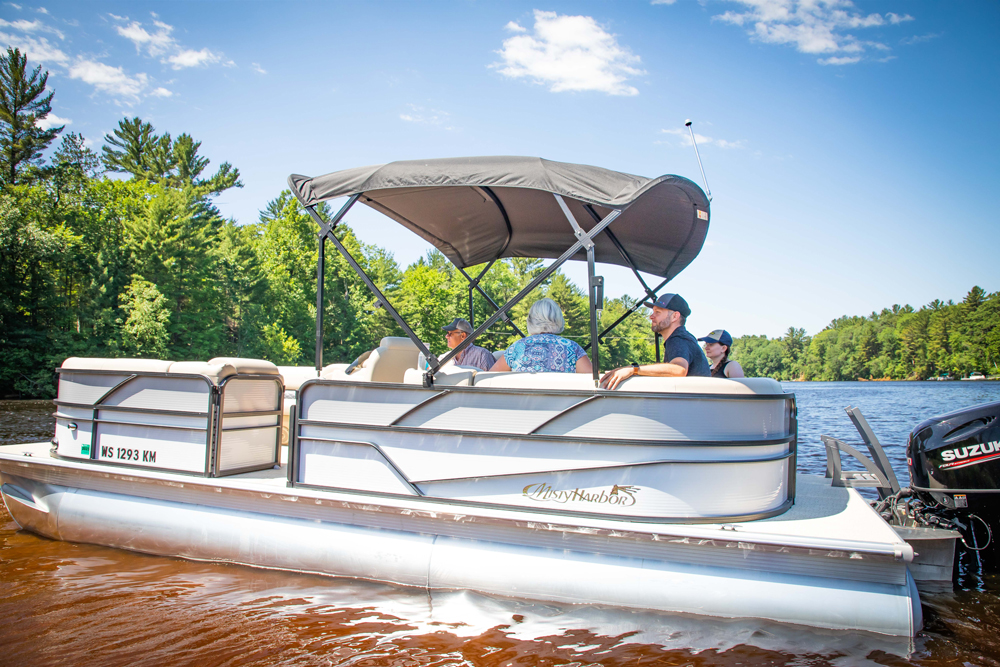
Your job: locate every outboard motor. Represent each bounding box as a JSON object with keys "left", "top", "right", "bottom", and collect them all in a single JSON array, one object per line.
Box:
[{"left": 908, "top": 400, "right": 1000, "bottom": 564}]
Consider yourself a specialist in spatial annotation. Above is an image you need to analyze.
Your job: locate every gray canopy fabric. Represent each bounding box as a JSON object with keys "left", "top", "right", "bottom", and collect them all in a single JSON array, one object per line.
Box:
[{"left": 288, "top": 156, "right": 709, "bottom": 280}]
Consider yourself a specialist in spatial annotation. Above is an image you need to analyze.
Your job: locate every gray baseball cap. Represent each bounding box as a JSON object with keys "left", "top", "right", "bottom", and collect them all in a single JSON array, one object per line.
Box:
[{"left": 442, "top": 318, "right": 473, "bottom": 334}]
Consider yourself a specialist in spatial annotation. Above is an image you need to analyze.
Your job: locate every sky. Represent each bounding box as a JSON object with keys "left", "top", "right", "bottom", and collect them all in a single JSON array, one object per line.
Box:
[{"left": 3, "top": 0, "right": 998, "bottom": 339}]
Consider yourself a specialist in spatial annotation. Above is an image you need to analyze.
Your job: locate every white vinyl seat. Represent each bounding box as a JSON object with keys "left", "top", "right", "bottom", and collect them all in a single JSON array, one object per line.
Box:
[
  {"left": 472, "top": 372, "right": 783, "bottom": 395},
  {"left": 60, "top": 357, "right": 175, "bottom": 373},
  {"left": 324, "top": 337, "right": 420, "bottom": 384},
  {"left": 277, "top": 366, "right": 320, "bottom": 391}
]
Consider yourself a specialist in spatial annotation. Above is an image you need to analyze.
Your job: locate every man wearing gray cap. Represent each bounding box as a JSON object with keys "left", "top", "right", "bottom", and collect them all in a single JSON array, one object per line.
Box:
[
  {"left": 442, "top": 318, "right": 496, "bottom": 371},
  {"left": 599, "top": 293, "right": 710, "bottom": 389}
]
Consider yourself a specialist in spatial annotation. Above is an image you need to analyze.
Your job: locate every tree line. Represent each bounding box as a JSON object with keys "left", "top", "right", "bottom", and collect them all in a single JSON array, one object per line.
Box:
[
  {"left": 1, "top": 48, "right": 998, "bottom": 397},
  {"left": 730, "top": 289, "right": 1000, "bottom": 381}
]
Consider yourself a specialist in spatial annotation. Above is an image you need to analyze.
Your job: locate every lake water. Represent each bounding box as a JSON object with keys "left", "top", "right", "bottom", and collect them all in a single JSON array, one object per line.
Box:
[{"left": 3, "top": 382, "right": 1000, "bottom": 666}]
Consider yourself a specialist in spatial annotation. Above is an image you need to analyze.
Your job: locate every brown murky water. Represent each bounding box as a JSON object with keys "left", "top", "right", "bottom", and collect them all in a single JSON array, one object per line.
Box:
[{"left": 3, "top": 397, "right": 1000, "bottom": 666}]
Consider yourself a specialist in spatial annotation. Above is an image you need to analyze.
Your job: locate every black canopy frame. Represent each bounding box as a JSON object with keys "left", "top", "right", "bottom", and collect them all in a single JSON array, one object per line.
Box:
[{"left": 290, "top": 157, "right": 710, "bottom": 386}]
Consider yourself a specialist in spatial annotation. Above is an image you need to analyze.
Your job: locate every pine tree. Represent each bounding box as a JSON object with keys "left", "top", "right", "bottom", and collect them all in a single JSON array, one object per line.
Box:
[{"left": 0, "top": 47, "right": 63, "bottom": 185}]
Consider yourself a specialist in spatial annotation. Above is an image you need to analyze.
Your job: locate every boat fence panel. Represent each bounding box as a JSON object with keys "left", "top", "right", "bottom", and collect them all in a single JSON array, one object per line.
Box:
[
  {"left": 103, "top": 376, "right": 212, "bottom": 413},
  {"left": 57, "top": 372, "right": 132, "bottom": 405},
  {"left": 300, "top": 383, "right": 429, "bottom": 426},
  {"left": 534, "top": 395, "right": 790, "bottom": 441},
  {"left": 293, "top": 380, "right": 796, "bottom": 521},
  {"left": 223, "top": 379, "right": 282, "bottom": 413},
  {"left": 217, "top": 427, "right": 281, "bottom": 473},
  {"left": 215, "top": 377, "right": 282, "bottom": 474},
  {"left": 393, "top": 391, "right": 583, "bottom": 433},
  {"left": 54, "top": 405, "right": 96, "bottom": 461},
  {"left": 297, "top": 438, "right": 419, "bottom": 495},
  {"left": 94, "top": 422, "right": 210, "bottom": 473},
  {"left": 52, "top": 365, "right": 282, "bottom": 477}
]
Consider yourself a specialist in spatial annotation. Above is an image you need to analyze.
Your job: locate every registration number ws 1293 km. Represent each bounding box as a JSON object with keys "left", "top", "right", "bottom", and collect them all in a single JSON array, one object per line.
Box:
[{"left": 100, "top": 445, "right": 158, "bottom": 464}]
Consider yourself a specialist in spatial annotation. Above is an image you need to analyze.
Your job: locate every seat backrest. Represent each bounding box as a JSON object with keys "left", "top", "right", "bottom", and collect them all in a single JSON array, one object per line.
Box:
[
  {"left": 474, "top": 372, "right": 595, "bottom": 390},
  {"left": 61, "top": 357, "right": 175, "bottom": 373},
  {"left": 367, "top": 337, "right": 420, "bottom": 382},
  {"left": 278, "top": 366, "right": 320, "bottom": 391}
]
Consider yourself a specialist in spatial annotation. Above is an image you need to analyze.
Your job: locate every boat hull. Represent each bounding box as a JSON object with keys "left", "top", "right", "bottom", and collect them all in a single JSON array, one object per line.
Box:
[{"left": 1, "top": 450, "right": 921, "bottom": 637}]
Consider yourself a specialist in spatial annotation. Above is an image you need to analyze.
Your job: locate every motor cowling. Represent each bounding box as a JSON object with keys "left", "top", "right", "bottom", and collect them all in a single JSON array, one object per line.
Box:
[{"left": 907, "top": 400, "right": 1000, "bottom": 511}]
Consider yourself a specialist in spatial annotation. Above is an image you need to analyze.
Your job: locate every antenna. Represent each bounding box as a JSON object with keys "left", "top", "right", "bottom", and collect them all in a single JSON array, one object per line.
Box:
[{"left": 685, "top": 119, "right": 712, "bottom": 202}]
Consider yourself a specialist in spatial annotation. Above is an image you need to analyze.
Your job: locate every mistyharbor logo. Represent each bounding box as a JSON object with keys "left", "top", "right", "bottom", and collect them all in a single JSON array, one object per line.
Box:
[{"left": 939, "top": 440, "right": 1000, "bottom": 470}]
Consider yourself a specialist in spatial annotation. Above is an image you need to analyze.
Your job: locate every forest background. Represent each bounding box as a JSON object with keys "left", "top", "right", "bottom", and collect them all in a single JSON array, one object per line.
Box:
[{"left": 3, "top": 49, "right": 999, "bottom": 398}]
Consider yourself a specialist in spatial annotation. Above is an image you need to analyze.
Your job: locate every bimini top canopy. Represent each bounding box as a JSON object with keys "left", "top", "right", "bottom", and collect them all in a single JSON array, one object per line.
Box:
[{"left": 288, "top": 156, "right": 709, "bottom": 280}]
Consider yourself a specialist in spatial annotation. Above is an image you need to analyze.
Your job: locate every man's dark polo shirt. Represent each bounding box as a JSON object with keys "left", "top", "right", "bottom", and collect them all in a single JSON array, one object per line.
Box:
[{"left": 663, "top": 326, "right": 711, "bottom": 377}]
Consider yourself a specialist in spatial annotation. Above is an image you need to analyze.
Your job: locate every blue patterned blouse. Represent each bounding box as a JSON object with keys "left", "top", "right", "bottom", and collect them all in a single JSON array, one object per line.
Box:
[{"left": 504, "top": 334, "right": 586, "bottom": 373}]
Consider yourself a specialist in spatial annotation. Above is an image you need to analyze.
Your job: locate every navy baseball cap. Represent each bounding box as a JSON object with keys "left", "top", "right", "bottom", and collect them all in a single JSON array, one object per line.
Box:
[
  {"left": 698, "top": 329, "right": 733, "bottom": 347},
  {"left": 642, "top": 293, "right": 691, "bottom": 318}
]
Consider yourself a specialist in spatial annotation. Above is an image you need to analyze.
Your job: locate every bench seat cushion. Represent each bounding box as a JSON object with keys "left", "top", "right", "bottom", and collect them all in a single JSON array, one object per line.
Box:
[{"left": 61, "top": 357, "right": 175, "bottom": 373}]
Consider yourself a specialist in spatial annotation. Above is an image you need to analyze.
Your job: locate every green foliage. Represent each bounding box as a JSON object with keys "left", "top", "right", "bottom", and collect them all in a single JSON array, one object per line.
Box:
[
  {"left": 3, "top": 116, "right": 998, "bottom": 395},
  {"left": 0, "top": 47, "right": 63, "bottom": 186},
  {"left": 102, "top": 117, "right": 242, "bottom": 197},
  {"left": 118, "top": 277, "right": 170, "bottom": 357},
  {"left": 731, "top": 289, "right": 1000, "bottom": 381}
]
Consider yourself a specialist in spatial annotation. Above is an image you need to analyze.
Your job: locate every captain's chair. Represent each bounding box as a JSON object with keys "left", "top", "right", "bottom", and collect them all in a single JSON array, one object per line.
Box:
[{"left": 324, "top": 337, "right": 420, "bottom": 383}]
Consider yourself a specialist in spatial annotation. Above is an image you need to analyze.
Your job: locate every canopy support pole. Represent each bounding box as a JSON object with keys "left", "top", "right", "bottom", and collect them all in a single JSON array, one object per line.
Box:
[
  {"left": 433, "top": 207, "right": 622, "bottom": 375},
  {"left": 586, "top": 245, "right": 602, "bottom": 383},
  {"left": 555, "top": 195, "right": 602, "bottom": 382},
  {"left": 305, "top": 197, "right": 439, "bottom": 374},
  {"left": 312, "top": 195, "right": 360, "bottom": 372},
  {"left": 315, "top": 233, "right": 325, "bottom": 371}
]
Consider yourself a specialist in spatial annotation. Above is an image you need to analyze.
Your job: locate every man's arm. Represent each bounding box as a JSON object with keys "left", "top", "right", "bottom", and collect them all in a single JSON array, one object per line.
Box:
[{"left": 599, "top": 357, "right": 689, "bottom": 390}]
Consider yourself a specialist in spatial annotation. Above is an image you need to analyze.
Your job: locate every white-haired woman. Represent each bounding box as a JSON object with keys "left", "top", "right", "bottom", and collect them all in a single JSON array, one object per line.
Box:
[{"left": 489, "top": 298, "right": 593, "bottom": 373}]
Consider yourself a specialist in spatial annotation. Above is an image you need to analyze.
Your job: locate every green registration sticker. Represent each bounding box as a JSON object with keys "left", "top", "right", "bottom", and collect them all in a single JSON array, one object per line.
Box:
[{"left": 81, "top": 444, "right": 91, "bottom": 456}]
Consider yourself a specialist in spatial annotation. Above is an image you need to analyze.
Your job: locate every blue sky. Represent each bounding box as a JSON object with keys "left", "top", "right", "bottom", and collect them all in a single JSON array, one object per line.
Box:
[{"left": 3, "top": 1, "right": 998, "bottom": 339}]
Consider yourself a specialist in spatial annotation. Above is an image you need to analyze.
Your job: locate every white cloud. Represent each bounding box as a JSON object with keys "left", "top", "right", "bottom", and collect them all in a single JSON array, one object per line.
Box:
[
  {"left": 651, "top": 0, "right": 677, "bottom": 4},
  {"left": 251, "top": 62, "right": 266, "bottom": 74},
  {"left": 116, "top": 18, "right": 175, "bottom": 56},
  {"left": 69, "top": 59, "right": 148, "bottom": 98},
  {"left": 7, "top": 3, "right": 23, "bottom": 9},
  {"left": 818, "top": 55, "right": 862, "bottom": 65},
  {"left": 35, "top": 112, "right": 70, "bottom": 130},
  {"left": 715, "top": 1, "right": 916, "bottom": 65},
  {"left": 149, "top": 86, "right": 173, "bottom": 97},
  {"left": 110, "top": 15, "right": 232, "bottom": 69},
  {"left": 0, "top": 31, "right": 69, "bottom": 64},
  {"left": 902, "top": 33, "right": 940, "bottom": 45},
  {"left": 885, "top": 13, "right": 914, "bottom": 25},
  {"left": 504, "top": 21, "right": 526, "bottom": 33},
  {"left": 36, "top": 6, "right": 47, "bottom": 14},
  {"left": 399, "top": 104, "right": 454, "bottom": 129},
  {"left": 0, "top": 18, "right": 63, "bottom": 39},
  {"left": 494, "top": 10, "right": 643, "bottom": 96},
  {"left": 166, "top": 47, "right": 221, "bottom": 69},
  {"left": 661, "top": 127, "right": 745, "bottom": 149}
]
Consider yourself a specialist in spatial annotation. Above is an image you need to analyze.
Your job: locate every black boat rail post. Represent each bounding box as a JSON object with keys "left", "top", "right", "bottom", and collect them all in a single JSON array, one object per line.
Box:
[
  {"left": 304, "top": 198, "right": 439, "bottom": 372},
  {"left": 433, "top": 206, "right": 623, "bottom": 379},
  {"left": 555, "top": 195, "right": 602, "bottom": 384},
  {"left": 311, "top": 194, "right": 361, "bottom": 372}
]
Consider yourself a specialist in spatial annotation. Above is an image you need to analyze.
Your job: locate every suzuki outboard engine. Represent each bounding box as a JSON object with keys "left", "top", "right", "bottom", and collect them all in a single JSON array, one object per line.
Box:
[{"left": 908, "top": 400, "right": 1000, "bottom": 564}]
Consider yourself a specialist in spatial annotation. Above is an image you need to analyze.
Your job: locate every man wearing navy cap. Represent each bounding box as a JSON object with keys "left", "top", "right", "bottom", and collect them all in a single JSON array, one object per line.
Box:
[{"left": 599, "top": 293, "right": 711, "bottom": 389}]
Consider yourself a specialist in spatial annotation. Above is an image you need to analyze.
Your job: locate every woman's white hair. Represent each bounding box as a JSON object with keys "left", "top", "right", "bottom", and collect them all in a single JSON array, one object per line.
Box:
[{"left": 526, "top": 298, "right": 565, "bottom": 335}]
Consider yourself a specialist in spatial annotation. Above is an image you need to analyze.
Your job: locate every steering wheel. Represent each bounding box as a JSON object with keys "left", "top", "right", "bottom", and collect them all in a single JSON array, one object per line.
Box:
[{"left": 345, "top": 350, "right": 373, "bottom": 375}]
